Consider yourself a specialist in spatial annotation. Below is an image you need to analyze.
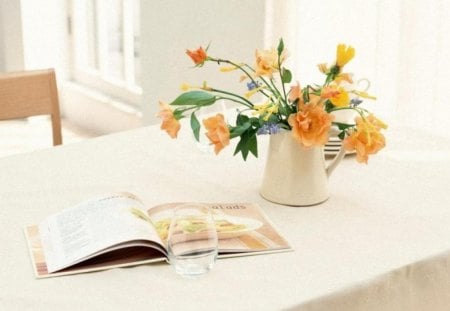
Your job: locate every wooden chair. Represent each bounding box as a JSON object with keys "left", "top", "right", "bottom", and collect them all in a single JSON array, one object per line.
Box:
[{"left": 0, "top": 69, "right": 62, "bottom": 146}]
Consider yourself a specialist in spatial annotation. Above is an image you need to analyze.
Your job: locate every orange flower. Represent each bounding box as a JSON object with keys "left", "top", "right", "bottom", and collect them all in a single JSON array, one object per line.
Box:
[
  {"left": 307, "top": 94, "right": 323, "bottom": 106},
  {"left": 186, "top": 47, "right": 208, "bottom": 65},
  {"left": 203, "top": 113, "right": 230, "bottom": 154},
  {"left": 254, "top": 48, "right": 287, "bottom": 78},
  {"left": 343, "top": 115, "right": 387, "bottom": 163},
  {"left": 157, "top": 102, "right": 180, "bottom": 138},
  {"left": 334, "top": 73, "right": 353, "bottom": 84},
  {"left": 288, "top": 103, "right": 334, "bottom": 148},
  {"left": 288, "top": 81, "right": 302, "bottom": 103},
  {"left": 321, "top": 86, "right": 340, "bottom": 99}
]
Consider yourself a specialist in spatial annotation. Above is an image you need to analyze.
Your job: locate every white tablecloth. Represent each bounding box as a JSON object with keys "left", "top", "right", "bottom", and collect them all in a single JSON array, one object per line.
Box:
[{"left": 1, "top": 124, "right": 449, "bottom": 310}]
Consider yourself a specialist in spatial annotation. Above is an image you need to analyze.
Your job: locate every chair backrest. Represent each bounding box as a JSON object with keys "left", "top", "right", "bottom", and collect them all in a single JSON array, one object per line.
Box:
[{"left": 0, "top": 69, "right": 62, "bottom": 146}]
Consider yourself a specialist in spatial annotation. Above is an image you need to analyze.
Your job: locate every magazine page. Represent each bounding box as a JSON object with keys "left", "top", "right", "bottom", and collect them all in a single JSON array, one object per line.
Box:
[
  {"left": 147, "top": 202, "right": 291, "bottom": 254},
  {"left": 38, "top": 193, "right": 165, "bottom": 273},
  {"left": 25, "top": 225, "right": 167, "bottom": 278}
]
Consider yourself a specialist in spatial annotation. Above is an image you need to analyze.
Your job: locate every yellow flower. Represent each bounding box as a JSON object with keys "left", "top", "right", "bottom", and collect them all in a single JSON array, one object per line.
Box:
[
  {"left": 157, "top": 102, "right": 180, "bottom": 139},
  {"left": 180, "top": 82, "right": 212, "bottom": 91},
  {"left": 253, "top": 103, "right": 269, "bottom": 115},
  {"left": 288, "top": 103, "right": 334, "bottom": 147},
  {"left": 352, "top": 90, "right": 377, "bottom": 100},
  {"left": 336, "top": 44, "right": 355, "bottom": 67},
  {"left": 203, "top": 114, "right": 230, "bottom": 154},
  {"left": 219, "top": 66, "right": 239, "bottom": 72},
  {"left": 201, "top": 81, "right": 212, "bottom": 91},
  {"left": 220, "top": 64, "right": 244, "bottom": 72},
  {"left": 343, "top": 114, "right": 387, "bottom": 163},
  {"left": 330, "top": 89, "right": 349, "bottom": 107},
  {"left": 244, "top": 86, "right": 264, "bottom": 99},
  {"left": 254, "top": 48, "right": 287, "bottom": 78},
  {"left": 264, "top": 105, "right": 279, "bottom": 121},
  {"left": 252, "top": 102, "right": 278, "bottom": 121},
  {"left": 180, "top": 83, "right": 191, "bottom": 91},
  {"left": 317, "top": 63, "right": 329, "bottom": 74},
  {"left": 322, "top": 85, "right": 350, "bottom": 107},
  {"left": 334, "top": 73, "right": 353, "bottom": 84},
  {"left": 367, "top": 114, "right": 388, "bottom": 130}
]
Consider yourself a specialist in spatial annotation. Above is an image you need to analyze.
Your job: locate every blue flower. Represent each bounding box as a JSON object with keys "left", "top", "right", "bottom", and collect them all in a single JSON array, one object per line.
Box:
[
  {"left": 246, "top": 81, "right": 258, "bottom": 90},
  {"left": 350, "top": 98, "right": 363, "bottom": 107},
  {"left": 257, "top": 123, "right": 281, "bottom": 135}
]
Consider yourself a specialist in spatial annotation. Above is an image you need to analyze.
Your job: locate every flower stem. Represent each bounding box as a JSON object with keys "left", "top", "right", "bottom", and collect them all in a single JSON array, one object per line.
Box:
[
  {"left": 176, "top": 105, "right": 202, "bottom": 114},
  {"left": 208, "top": 87, "right": 253, "bottom": 107},
  {"left": 269, "top": 79, "right": 283, "bottom": 100},
  {"left": 278, "top": 57, "right": 288, "bottom": 105},
  {"left": 216, "top": 96, "right": 253, "bottom": 108},
  {"left": 211, "top": 58, "right": 270, "bottom": 98}
]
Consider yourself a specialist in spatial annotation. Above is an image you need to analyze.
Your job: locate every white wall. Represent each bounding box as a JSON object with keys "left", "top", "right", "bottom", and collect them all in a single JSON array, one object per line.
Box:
[
  {"left": 0, "top": 0, "right": 66, "bottom": 72},
  {"left": 140, "top": 0, "right": 266, "bottom": 124},
  {"left": 0, "top": 0, "right": 25, "bottom": 71},
  {"left": 20, "top": 0, "right": 69, "bottom": 79},
  {"left": 395, "top": 0, "right": 449, "bottom": 131},
  {"left": 0, "top": 1, "right": 4, "bottom": 71},
  {"left": 0, "top": 1, "right": 67, "bottom": 73}
]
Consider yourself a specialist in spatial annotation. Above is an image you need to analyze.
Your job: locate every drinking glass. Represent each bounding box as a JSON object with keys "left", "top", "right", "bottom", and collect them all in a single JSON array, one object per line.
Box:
[{"left": 167, "top": 204, "right": 218, "bottom": 279}]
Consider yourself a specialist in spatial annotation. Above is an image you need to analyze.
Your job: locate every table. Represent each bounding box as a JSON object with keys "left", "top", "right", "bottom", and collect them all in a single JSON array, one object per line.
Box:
[{"left": 1, "top": 124, "right": 449, "bottom": 310}]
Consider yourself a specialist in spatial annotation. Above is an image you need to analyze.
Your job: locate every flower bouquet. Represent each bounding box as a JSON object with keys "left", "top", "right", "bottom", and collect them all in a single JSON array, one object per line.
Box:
[{"left": 158, "top": 39, "right": 387, "bottom": 164}]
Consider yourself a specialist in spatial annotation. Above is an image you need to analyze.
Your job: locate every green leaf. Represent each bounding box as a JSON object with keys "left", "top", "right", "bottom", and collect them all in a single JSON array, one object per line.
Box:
[
  {"left": 277, "top": 38, "right": 285, "bottom": 55},
  {"left": 281, "top": 68, "right": 292, "bottom": 83},
  {"left": 338, "top": 131, "right": 346, "bottom": 140},
  {"left": 324, "top": 100, "right": 334, "bottom": 112},
  {"left": 278, "top": 104, "right": 288, "bottom": 116},
  {"left": 302, "top": 90, "right": 310, "bottom": 103},
  {"left": 172, "top": 109, "right": 184, "bottom": 120},
  {"left": 171, "top": 91, "right": 216, "bottom": 107},
  {"left": 247, "top": 130, "right": 258, "bottom": 157},
  {"left": 249, "top": 117, "right": 261, "bottom": 127},
  {"left": 279, "top": 102, "right": 296, "bottom": 116},
  {"left": 267, "top": 114, "right": 279, "bottom": 123},
  {"left": 233, "top": 128, "right": 258, "bottom": 160},
  {"left": 190, "top": 113, "right": 201, "bottom": 142},
  {"left": 234, "top": 134, "right": 248, "bottom": 160},
  {"left": 287, "top": 103, "right": 296, "bottom": 114},
  {"left": 230, "top": 122, "right": 251, "bottom": 138},
  {"left": 236, "top": 113, "right": 249, "bottom": 125}
]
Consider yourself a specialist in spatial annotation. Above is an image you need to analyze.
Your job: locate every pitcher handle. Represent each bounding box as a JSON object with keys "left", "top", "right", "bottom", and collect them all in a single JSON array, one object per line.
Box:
[{"left": 326, "top": 144, "right": 346, "bottom": 177}]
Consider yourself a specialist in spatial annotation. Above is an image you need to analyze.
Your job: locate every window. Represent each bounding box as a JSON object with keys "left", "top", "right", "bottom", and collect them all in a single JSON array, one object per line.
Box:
[{"left": 69, "top": 0, "right": 141, "bottom": 106}]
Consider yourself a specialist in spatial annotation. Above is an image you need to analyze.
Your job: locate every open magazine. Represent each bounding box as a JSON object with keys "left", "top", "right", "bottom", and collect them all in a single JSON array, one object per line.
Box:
[{"left": 24, "top": 193, "right": 292, "bottom": 278}]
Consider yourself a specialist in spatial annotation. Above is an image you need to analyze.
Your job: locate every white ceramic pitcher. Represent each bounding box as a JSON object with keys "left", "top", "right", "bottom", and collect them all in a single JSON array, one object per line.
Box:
[{"left": 260, "top": 131, "right": 346, "bottom": 206}]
